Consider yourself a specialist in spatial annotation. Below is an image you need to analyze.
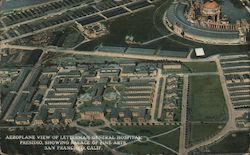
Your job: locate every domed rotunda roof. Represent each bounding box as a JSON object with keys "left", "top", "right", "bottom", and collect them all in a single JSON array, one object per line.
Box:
[{"left": 203, "top": 0, "right": 219, "bottom": 10}]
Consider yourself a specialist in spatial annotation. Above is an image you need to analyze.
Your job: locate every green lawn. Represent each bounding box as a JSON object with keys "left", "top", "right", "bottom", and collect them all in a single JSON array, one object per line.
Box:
[
  {"left": 77, "top": 120, "right": 104, "bottom": 127},
  {"left": 152, "top": 128, "right": 180, "bottom": 151},
  {"left": 0, "top": 85, "right": 11, "bottom": 98},
  {"left": 189, "top": 75, "right": 228, "bottom": 122},
  {"left": 76, "top": 4, "right": 161, "bottom": 50},
  {"left": 183, "top": 62, "right": 217, "bottom": 72},
  {"left": 117, "top": 142, "right": 176, "bottom": 155},
  {"left": 155, "top": 78, "right": 163, "bottom": 119},
  {"left": 206, "top": 131, "right": 250, "bottom": 153},
  {"left": 190, "top": 123, "right": 226, "bottom": 145},
  {"left": 114, "top": 125, "right": 178, "bottom": 137},
  {"left": 62, "top": 28, "right": 85, "bottom": 48},
  {"left": 164, "top": 61, "right": 217, "bottom": 74}
]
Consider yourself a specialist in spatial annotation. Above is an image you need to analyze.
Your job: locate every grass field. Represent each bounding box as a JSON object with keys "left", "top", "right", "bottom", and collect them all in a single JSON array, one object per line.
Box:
[
  {"left": 188, "top": 75, "right": 228, "bottom": 122},
  {"left": 164, "top": 61, "right": 217, "bottom": 73},
  {"left": 77, "top": 120, "right": 104, "bottom": 127},
  {"left": 62, "top": 28, "right": 85, "bottom": 48},
  {"left": 207, "top": 131, "right": 250, "bottom": 153},
  {"left": 113, "top": 125, "right": 178, "bottom": 137},
  {"left": 76, "top": 5, "right": 162, "bottom": 50},
  {"left": 76, "top": 0, "right": 190, "bottom": 52},
  {"left": 152, "top": 128, "right": 180, "bottom": 151},
  {"left": 183, "top": 62, "right": 217, "bottom": 72},
  {"left": 190, "top": 123, "right": 226, "bottom": 145},
  {"left": 117, "top": 142, "right": 176, "bottom": 155}
]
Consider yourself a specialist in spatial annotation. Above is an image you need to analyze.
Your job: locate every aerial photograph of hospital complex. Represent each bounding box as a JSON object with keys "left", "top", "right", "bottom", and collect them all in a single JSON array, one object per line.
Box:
[{"left": 0, "top": 0, "right": 249, "bottom": 154}]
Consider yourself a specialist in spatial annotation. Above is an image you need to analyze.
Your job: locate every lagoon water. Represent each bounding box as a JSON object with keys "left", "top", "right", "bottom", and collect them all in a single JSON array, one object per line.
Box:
[{"left": 220, "top": 0, "right": 249, "bottom": 22}]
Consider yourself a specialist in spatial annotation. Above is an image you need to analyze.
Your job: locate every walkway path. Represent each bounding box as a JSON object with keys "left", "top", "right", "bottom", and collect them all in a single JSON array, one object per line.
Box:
[
  {"left": 178, "top": 75, "right": 189, "bottom": 155},
  {"left": 141, "top": 33, "right": 174, "bottom": 45},
  {"left": 150, "top": 140, "right": 178, "bottom": 154},
  {"left": 157, "top": 77, "right": 166, "bottom": 119},
  {"left": 151, "top": 69, "right": 162, "bottom": 121},
  {"left": 113, "top": 125, "right": 181, "bottom": 154},
  {"left": 150, "top": 126, "right": 180, "bottom": 139},
  {"left": 1, "top": 44, "right": 218, "bottom": 62}
]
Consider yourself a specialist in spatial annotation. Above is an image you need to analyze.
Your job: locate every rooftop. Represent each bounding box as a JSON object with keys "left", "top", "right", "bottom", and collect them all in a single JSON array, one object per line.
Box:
[{"left": 203, "top": 0, "right": 219, "bottom": 10}]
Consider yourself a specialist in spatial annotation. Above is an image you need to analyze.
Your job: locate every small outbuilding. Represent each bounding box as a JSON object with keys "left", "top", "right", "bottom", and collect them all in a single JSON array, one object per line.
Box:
[{"left": 195, "top": 48, "right": 205, "bottom": 57}]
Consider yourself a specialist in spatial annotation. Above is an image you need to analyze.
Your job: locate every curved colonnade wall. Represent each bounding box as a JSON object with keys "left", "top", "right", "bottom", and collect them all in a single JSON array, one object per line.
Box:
[{"left": 164, "top": 2, "right": 247, "bottom": 45}]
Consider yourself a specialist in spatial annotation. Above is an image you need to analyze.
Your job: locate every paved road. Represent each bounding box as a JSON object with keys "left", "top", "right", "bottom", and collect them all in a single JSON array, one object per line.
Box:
[
  {"left": 2, "top": 44, "right": 219, "bottom": 62},
  {"left": 150, "top": 69, "right": 161, "bottom": 121},
  {"left": 157, "top": 77, "right": 166, "bottom": 119},
  {"left": 240, "top": 0, "right": 250, "bottom": 13},
  {"left": 178, "top": 75, "right": 189, "bottom": 155}
]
